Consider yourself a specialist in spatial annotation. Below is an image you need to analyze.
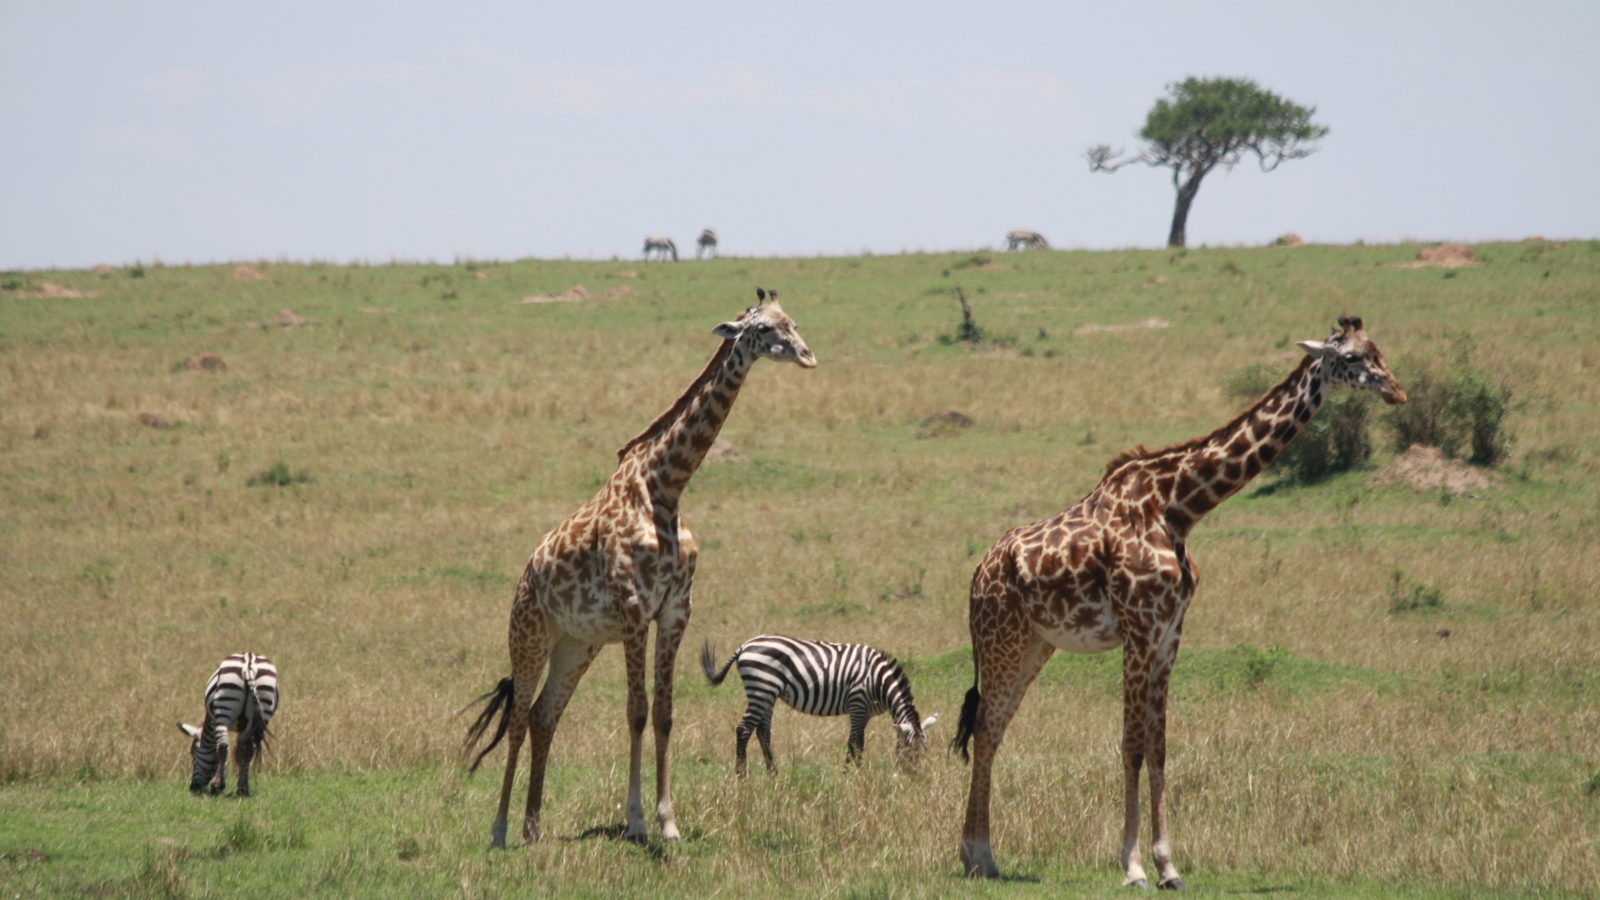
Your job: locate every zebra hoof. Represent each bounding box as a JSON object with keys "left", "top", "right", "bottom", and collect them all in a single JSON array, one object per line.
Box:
[
  {"left": 1158, "top": 878, "right": 1186, "bottom": 891},
  {"left": 1126, "top": 879, "right": 1150, "bottom": 890}
]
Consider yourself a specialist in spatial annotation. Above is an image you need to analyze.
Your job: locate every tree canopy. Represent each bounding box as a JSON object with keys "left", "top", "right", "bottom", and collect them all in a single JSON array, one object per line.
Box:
[{"left": 1089, "top": 77, "right": 1328, "bottom": 248}]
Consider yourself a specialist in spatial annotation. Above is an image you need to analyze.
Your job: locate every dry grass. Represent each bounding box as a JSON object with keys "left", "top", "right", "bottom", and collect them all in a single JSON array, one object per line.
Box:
[{"left": 2, "top": 244, "right": 1598, "bottom": 893}]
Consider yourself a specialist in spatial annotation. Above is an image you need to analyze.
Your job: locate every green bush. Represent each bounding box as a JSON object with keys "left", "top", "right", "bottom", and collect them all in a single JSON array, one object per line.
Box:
[
  {"left": 1387, "top": 358, "right": 1516, "bottom": 466},
  {"left": 246, "top": 461, "right": 311, "bottom": 487}
]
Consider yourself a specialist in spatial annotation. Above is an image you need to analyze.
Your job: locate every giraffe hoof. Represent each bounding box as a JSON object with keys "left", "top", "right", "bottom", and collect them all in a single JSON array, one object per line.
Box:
[{"left": 1158, "top": 878, "right": 1186, "bottom": 891}]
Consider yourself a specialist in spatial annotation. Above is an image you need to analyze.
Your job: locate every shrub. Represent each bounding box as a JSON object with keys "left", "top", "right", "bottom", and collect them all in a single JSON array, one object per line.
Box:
[
  {"left": 1387, "top": 357, "right": 1516, "bottom": 467},
  {"left": 246, "top": 461, "right": 311, "bottom": 487}
]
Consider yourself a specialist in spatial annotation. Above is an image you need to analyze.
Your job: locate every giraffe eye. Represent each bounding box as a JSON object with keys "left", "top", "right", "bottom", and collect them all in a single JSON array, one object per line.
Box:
[
  {"left": 757, "top": 324, "right": 774, "bottom": 334},
  {"left": 1340, "top": 352, "right": 1357, "bottom": 362}
]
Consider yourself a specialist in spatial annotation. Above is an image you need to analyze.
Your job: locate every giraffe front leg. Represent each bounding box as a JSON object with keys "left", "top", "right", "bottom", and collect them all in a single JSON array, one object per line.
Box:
[
  {"left": 651, "top": 612, "right": 686, "bottom": 842},
  {"left": 1121, "top": 633, "right": 1183, "bottom": 890},
  {"left": 621, "top": 630, "right": 650, "bottom": 845}
]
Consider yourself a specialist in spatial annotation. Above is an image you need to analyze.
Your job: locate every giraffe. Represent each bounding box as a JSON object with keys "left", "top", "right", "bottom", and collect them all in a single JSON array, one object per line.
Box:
[
  {"left": 951, "top": 317, "right": 1405, "bottom": 888},
  {"left": 464, "top": 289, "right": 817, "bottom": 849}
]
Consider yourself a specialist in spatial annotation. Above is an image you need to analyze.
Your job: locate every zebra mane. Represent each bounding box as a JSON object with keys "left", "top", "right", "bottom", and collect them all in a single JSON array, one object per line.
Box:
[{"left": 615, "top": 337, "right": 736, "bottom": 462}]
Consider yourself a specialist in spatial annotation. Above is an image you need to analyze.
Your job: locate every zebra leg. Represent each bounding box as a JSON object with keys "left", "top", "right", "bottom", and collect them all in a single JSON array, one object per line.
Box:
[
  {"left": 846, "top": 690, "right": 870, "bottom": 765},
  {"left": 234, "top": 734, "right": 256, "bottom": 797},
  {"left": 621, "top": 630, "right": 651, "bottom": 844},
  {"left": 756, "top": 720, "right": 776, "bottom": 775},
  {"left": 209, "top": 724, "right": 229, "bottom": 795},
  {"left": 523, "top": 637, "right": 602, "bottom": 843},
  {"left": 734, "top": 715, "right": 755, "bottom": 777}
]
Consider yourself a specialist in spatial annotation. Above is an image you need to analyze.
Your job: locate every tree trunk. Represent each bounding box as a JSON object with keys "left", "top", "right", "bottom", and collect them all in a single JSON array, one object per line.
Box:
[{"left": 1166, "top": 169, "right": 1206, "bottom": 249}]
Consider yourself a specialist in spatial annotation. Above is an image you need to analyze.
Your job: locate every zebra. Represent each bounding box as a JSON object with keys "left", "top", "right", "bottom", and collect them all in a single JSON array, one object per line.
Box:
[
  {"left": 175, "top": 652, "right": 279, "bottom": 796},
  {"left": 1005, "top": 230, "right": 1049, "bottom": 251},
  {"left": 700, "top": 635, "right": 937, "bottom": 776},
  {"left": 642, "top": 235, "right": 678, "bottom": 261},
  {"left": 696, "top": 228, "right": 718, "bottom": 259}
]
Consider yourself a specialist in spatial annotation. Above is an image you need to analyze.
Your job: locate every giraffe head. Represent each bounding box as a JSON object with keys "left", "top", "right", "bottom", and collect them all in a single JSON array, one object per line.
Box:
[
  {"left": 176, "top": 722, "right": 219, "bottom": 794},
  {"left": 712, "top": 288, "right": 818, "bottom": 368},
  {"left": 1296, "top": 316, "right": 1407, "bottom": 405}
]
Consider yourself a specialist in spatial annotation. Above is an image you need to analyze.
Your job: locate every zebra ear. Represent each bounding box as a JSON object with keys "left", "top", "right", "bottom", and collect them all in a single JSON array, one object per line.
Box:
[
  {"left": 921, "top": 714, "right": 938, "bottom": 730},
  {"left": 178, "top": 722, "right": 202, "bottom": 739},
  {"left": 899, "top": 722, "right": 914, "bottom": 737}
]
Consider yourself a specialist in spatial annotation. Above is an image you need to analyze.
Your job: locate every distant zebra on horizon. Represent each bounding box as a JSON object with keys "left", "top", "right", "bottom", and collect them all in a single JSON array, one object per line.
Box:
[
  {"left": 176, "top": 652, "right": 279, "bottom": 796},
  {"left": 701, "top": 635, "right": 937, "bottom": 776},
  {"left": 696, "top": 228, "right": 718, "bottom": 259},
  {"left": 642, "top": 235, "right": 678, "bottom": 261},
  {"left": 1005, "top": 230, "right": 1049, "bottom": 250}
]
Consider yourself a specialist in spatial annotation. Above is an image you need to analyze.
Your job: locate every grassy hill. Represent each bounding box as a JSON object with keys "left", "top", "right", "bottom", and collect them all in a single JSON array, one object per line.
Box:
[{"left": 2, "top": 242, "right": 1597, "bottom": 896}]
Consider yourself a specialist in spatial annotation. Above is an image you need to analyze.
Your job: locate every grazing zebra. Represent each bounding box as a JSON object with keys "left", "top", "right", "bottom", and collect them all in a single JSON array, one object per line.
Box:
[
  {"left": 696, "top": 228, "right": 718, "bottom": 259},
  {"left": 1005, "top": 230, "right": 1049, "bottom": 251},
  {"left": 700, "top": 635, "right": 937, "bottom": 775},
  {"left": 642, "top": 235, "right": 678, "bottom": 261},
  {"left": 176, "top": 652, "right": 279, "bottom": 796}
]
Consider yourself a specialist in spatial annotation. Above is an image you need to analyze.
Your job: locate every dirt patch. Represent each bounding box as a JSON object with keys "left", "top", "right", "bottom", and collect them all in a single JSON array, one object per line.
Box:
[
  {"left": 232, "top": 265, "right": 266, "bottom": 281},
  {"left": 1375, "top": 444, "right": 1498, "bottom": 497},
  {"left": 137, "top": 412, "right": 172, "bottom": 429},
  {"left": 1075, "top": 317, "right": 1172, "bottom": 335},
  {"left": 705, "top": 438, "right": 743, "bottom": 462},
  {"left": 919, "top": 409, "right": 975, "bottom": 439},
  {"left": 1397, "top": 244, "right": 1479, "bottom": 269},
  {"left": 8, "top": 282, "right": 97, "bottom": 299},
  {"left": 273, "top": 309, "right": 310, "bottom": 327},
  {"left": 91, "top": 263, "right": 115, "bottom": 275},
  {"left": 615, "top": 270, "right": 640, "bottom": 279},
  {"left": 360, "top": 307, "right": 394, "bottom": 315},
  {"left": 605, "top": 285, "right": 635, "bottom": 299},
  {"left": 519, "top": 285, "right": 589, "bottom": 304},
  {"left": 1140, "top": 276, "right": 1172, "bottom": 287},
  {"left": 1273, "top": 233, "right": 1305, "bottom": 247},
  {"left": 183, "top": 353, "right": 227, "bottom": 372}
]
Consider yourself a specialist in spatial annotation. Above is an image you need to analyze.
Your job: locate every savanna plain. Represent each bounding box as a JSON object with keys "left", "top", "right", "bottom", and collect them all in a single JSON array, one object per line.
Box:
[{"left": 2, "top": 242, "right": 1597, "bottom": 898}]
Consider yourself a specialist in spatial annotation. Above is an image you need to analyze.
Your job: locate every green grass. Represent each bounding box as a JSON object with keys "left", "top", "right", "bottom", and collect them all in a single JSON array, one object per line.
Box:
[{"left": 3, "top": 242, "right": 1599, "bottom": 895}]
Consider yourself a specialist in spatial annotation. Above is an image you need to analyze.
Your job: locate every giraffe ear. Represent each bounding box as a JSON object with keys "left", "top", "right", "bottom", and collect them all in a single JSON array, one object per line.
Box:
[
  {"left": 1296, "top": 339, "right": 1331, "bottom": 357},
  {"left": 178, "top": 722, "right": 202, "bottom": 739},
  {"left": 712, "top": 322, "right": 742, "bottom": 340}
]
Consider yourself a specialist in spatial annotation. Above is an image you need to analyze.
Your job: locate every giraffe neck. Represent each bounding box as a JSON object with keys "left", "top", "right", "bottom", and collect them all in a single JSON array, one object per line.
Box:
[
  {"left": 1157, "top": 355, "right": 1327, "bottom": 535},
  {"left": 617, "top": 341, "right": 754, "bottom": 506}
]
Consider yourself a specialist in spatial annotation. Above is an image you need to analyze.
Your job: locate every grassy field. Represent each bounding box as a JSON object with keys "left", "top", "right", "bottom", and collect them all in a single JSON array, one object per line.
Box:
[{"left": 2, "top": 242, "right": 1597, "bottom": 896}]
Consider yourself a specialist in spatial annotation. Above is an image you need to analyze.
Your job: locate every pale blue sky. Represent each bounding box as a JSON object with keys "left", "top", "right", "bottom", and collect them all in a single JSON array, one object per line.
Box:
[{"left": 4, "top": 1, "right": 1597, "bottom": 269}]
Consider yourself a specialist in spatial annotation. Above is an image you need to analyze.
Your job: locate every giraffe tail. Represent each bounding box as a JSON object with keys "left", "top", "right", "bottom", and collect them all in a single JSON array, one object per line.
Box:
[
  {"left": 699, "top": 642, "right": 736, "bottom": 686},
  {"left": 460, "top": 677, "right": 514, "bottom": 774},
  {"left": 950, "top": 684, "right": 980, "bottom": 763}
]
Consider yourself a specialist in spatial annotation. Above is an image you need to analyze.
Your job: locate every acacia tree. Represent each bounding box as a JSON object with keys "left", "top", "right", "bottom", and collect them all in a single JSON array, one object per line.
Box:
[{"left": 1088, "top": 76, "right": 1328, "bottom": 248}]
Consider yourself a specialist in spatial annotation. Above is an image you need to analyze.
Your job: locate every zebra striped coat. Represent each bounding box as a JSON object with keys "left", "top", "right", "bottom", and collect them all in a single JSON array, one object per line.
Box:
[
  {"left": 176, "top": 652, "right": 279, "bottom": 796},
  {"left": 700, "top": 635, "right": 936, "bottom": 775}
]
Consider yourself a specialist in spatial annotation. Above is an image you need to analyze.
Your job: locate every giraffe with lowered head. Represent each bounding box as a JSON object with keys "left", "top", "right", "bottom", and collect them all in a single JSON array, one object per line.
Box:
[
  {"left": 464, "top": 289, "right": 817, "bottom": 848},
  {"left": 952, "top": 316, "right": 1405, "bottom": 888}
]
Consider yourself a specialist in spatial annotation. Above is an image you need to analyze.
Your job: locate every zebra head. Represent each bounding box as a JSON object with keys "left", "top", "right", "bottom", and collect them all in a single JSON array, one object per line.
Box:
[
  {"left": 895, "top": 713, "right": 940, "bottom": 760},
  {"left": 711, "top": 288, "right": 818, "bottom": 369},
  {"left": 176, "top": 722, "right": 219, "bottom": 794}
]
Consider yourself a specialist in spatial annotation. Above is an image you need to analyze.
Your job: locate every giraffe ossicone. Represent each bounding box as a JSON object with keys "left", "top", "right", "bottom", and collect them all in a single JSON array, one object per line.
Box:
[
  {"left": 463, "top": 290, "right": 816, "bottom": 848},
  {"left": 952, "top": 317, "right": 1404, "bottom": 887}
]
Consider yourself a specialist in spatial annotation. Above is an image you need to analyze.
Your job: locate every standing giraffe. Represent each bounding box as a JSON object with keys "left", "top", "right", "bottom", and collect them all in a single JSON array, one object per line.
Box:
[
  {"left": 696, "top": 229, "right": 718, "bottom": 259},
  {"left": 464, "top": 289, "right": 817, "bottom": 849},
  {"left": 952, "top": 317, "right": 1405, "bottom": 887},
  {"left": 643, "top": 235, "right": 678, "bottom": 261}
]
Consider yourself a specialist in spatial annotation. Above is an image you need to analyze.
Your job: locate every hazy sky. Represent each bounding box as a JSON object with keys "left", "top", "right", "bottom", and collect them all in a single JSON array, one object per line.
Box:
[{"left": 4, "top": 1, "right": 1597, "bottom": 269}]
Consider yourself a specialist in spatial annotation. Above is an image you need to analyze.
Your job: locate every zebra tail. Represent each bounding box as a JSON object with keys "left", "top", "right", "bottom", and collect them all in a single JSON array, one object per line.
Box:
[
  {"left": 699, "top": 642, "right": 736, "bottom": 686},
  {"left": 461, "top": 677, "right": 515, "bottom": 774},
  {"left": 244, "top": 665, "right": 271, "bottom": 752},
  {"left": 950, "top": 684, "right": 981, "bottom": 764}
]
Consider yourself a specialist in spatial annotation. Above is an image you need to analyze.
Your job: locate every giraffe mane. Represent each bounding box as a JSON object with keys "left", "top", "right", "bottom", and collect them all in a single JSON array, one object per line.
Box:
[
  {"left": 615, "top": 338, "right": 736, "bottom": 461},
  {"left": 1100, "top": 355, "right": 1318, "bottom": 480}
]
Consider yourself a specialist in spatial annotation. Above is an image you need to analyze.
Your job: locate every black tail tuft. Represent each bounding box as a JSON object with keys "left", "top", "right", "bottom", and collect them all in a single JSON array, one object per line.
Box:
[
  {"left": 700, "top": 642, "right": 735, "bottom": 686},
  {"left": 950, "top": 685, "right": 980, "bottom": 764},
  {"left": 461, "top": 677, "right": 514, "bottom": 774}
]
